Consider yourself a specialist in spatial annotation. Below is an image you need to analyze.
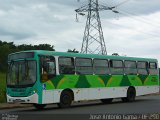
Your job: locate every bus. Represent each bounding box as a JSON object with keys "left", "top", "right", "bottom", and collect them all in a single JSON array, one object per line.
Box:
[{"left": 6, "top": 50, "right": 159, "bottom": 109}]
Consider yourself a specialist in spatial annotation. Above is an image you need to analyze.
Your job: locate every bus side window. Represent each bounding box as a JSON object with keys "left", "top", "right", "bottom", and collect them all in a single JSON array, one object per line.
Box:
[
  {"left": 75, "top": 58, "right": 93, "bottom": 75},
  {"left": 137, "top": 61, "right": 148, "bottom": 75},
  {"left": 124, "top": 61, "right": 137, "bottom": 75},
  {"left": 149, "top": 62, "right": 158, "bottom": 75},
  {"left": 93, "top": 59, "right": 109, "bottom": 74},
  {"left": 110, "top": 60, "right": 124, "bottom": 75},
  {"left": 59, "top": 57, "right": 75, "bottom": 74},
  {"left": 40, "top": 56, "right": 56, "bottom": 82}
]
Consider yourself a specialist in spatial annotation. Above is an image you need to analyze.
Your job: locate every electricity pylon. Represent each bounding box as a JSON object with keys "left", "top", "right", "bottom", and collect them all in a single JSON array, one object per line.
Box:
[{"left": 75, "top": 0, "right": 119, "bottom": 55}]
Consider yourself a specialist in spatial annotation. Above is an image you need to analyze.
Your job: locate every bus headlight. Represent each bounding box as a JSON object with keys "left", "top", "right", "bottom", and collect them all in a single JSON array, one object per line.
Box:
[{"left": 33, "top": 90, "right": 37, "bottom": 94}]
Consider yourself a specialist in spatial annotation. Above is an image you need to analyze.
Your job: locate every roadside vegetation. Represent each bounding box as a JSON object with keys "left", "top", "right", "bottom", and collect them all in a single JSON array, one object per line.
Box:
[{"left": 0, "top": 72, "right": 6, "bottom": 103}]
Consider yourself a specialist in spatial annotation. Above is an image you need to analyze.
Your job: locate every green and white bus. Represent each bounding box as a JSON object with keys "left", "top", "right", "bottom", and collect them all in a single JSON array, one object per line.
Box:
[{"left": 6, "top": 50, "right": 159, "bottom": 109}]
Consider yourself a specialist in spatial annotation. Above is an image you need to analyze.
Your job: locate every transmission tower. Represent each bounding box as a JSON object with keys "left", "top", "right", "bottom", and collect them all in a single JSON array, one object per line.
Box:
[{"left": 75, "top": 0, "right": 119, "bottom": 55}]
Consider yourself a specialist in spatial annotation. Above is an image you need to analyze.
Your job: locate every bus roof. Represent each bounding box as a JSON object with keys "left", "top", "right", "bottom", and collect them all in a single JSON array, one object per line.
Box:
[{"left": 9, "top": 50, "right": 158, "bottom": 62}]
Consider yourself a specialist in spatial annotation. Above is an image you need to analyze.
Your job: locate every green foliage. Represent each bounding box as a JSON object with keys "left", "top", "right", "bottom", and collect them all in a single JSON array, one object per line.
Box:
[
  {"left": 0, "top": 72, "right": 6, "bottom": 103},
  {"left": 0, "top": 41, "right": 18, "bottom": 71},
  {"left": 112, "top": 53, "right": 119, "bottom": 56},
  {"left": 67, "top": 49, "right": 79, "bottom": 53},
  {"left": 17, "top": 44, "right": 55, "bottom": 51}
]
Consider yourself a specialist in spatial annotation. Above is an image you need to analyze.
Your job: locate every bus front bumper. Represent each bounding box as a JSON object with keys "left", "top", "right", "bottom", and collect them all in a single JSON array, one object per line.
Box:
[{"left": 7, "top": 93, "right": 38, "bottom": 104}]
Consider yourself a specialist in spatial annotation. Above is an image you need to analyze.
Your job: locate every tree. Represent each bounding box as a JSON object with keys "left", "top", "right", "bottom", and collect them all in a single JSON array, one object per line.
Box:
[
  {"left": 0, "top": 44, "right": 11, "bottom": 71},
  {"left": 112, "top": 53, "right": 119, "bottom": 56},
  {"left": 67, "top": 49, "right": 79, "bottom": 53}
]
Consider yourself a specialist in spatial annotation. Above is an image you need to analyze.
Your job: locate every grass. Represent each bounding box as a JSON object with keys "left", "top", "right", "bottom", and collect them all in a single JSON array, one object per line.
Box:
[{"left": 0, "top": 72, "right": 6, "bottom": 103}]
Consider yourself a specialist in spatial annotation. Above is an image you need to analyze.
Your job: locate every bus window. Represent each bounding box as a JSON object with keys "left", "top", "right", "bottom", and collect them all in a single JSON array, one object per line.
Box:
[
  {"left": 149, "top": 62, "right": 158, "bottom": 75},
  {"left": 137, "top": 61, "right": 148, "bottom": 75},
  {"left": 75, "top": 58, "right": 93, "bottom": 75},
  {"left": 7, "top": 60, "right": 37, "bottom": 86},
  {"left": 40, "top": 56, "right": 56, "bottom": 82},
  {"left": 124, "top": 61, "right": 137, "bottom": 75},
  {"left": 93, "top": 59, "right": 109, "bottom": 74},
  {"left": 110, "top": 60, "right": 124, "bottom": 75},
  {"left": 59, "top": 57, "right": 75, "bottom": 74}
]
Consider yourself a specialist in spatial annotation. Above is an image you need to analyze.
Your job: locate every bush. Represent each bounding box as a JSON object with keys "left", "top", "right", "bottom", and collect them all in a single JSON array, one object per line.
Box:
[
  {"left": 0, "top": 90, "right": 6, "bottom": 103},
  {"left": 0, "top": 72, "right": 6, "bottom": 103}
]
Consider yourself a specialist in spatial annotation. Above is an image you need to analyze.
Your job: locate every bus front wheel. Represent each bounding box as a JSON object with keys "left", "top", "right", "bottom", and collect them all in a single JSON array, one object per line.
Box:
[
  {"left": 33, "top": 104, "right": 46, "bottom": 110},
  {"left": 122, "top": 87, "right": 136, "bottom": 102},
  {"left": 58, "top": 91, "right": 73, "bottom": 108}
]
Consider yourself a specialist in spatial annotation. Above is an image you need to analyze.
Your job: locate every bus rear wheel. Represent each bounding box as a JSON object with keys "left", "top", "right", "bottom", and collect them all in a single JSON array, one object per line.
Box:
[
  {"left": 122, "top": 87, "right": 136, "bottom": 102},
  {"left": 33, "top": 104, "right": 46, "bottom": 110},
  {"left": 58, "top": 91, "right": 73, "bottom": 108},
  {"left": 101, "top": 98, "right": 113, "bottom": 104}
]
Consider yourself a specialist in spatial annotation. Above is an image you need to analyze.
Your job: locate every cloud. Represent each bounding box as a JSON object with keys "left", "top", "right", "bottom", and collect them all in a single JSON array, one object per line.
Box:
[
  {"left": 0, "top": 28, "right": 36, "bottom": 40},
  {"left": 0, "top": 0, "right": 160, "bottom": 61},
  {"left": 102, "top": 11, "right": 160, "bottom": 60}
]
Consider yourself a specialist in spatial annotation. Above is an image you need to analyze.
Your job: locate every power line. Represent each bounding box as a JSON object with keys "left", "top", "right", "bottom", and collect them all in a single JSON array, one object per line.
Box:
[
  {"left": 119, "top": 9, "right": 160, "bottom": 28},
  {"left": 103, "top": 19, "right": 160, "bottom": 39},
  {"left": 75, "top": 0, "right": 160, "bottom": 53},
  {"left": 113, "top": 11, "right": 160, "bottom": 38},
  {"left": 75, "top": 0, "right": 117, "bottom": 55},
  {"left": 75, "top": 0, "right": 130, "bottom": 55}
]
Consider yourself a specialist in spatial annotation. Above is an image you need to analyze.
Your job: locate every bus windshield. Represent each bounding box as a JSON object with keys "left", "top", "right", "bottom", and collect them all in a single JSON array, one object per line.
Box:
[{"left": 7, "top": 60, "right": 37, "bottom": 87}]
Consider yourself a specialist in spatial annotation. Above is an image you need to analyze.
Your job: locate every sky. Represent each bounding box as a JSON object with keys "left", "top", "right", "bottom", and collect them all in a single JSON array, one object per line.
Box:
[{"left": 0, "top": 0, "right": 160, "bottom": 61}]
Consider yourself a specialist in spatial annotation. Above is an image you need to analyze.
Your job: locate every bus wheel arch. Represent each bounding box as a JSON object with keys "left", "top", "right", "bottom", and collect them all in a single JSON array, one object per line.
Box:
[
  {"left": 122, "top": 86, "right": 136, "bottom": 102},
  {"left": 58, "top": 89, "right": 74, "bottom": 108}
]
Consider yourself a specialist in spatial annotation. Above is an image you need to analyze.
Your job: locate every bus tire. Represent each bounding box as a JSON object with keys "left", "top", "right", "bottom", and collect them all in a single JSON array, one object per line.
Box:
[
  {"left": 122, "top": 87, "right": 136, "bottom": 102},
  {"left": 101, "top": 98, "right": 113, "bottom": 104},
  {"left": 33, "top": 104, "right": 46, "bottom": 110},
  {"left": 58, "top": 90, "right": 73, "bottom": 108}
]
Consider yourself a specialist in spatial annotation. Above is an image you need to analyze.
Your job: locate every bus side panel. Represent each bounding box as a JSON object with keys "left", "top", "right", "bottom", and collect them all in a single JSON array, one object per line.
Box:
[{"left": 41, "top": 74, "right": 159, "bottom": 104}]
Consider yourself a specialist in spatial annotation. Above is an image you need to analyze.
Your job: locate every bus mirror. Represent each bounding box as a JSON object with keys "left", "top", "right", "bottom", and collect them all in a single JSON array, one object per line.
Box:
[{"left": 41, "top": 73, "right": 48, "bottom": 83}]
